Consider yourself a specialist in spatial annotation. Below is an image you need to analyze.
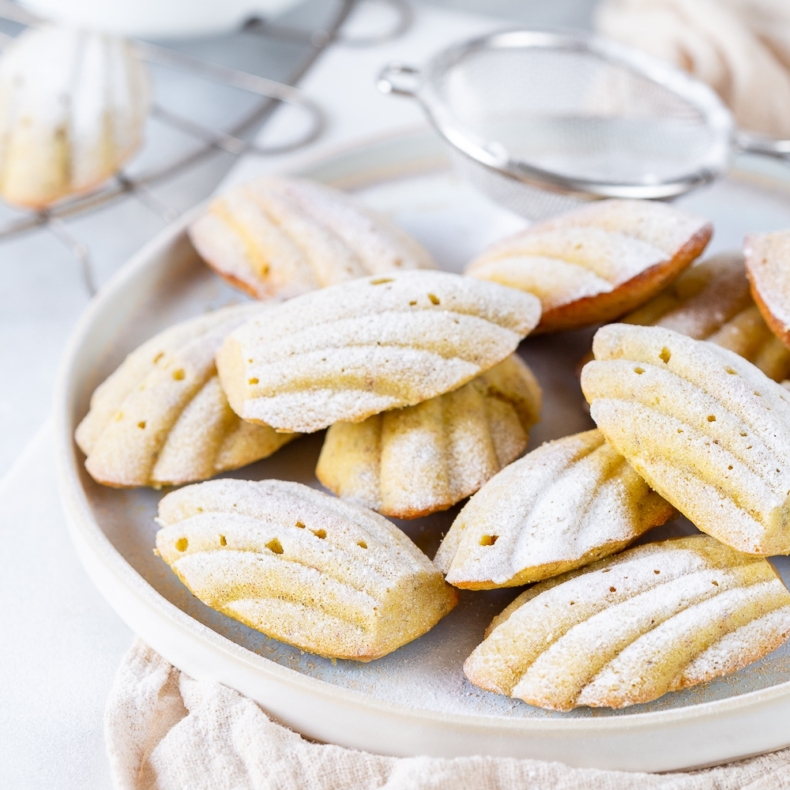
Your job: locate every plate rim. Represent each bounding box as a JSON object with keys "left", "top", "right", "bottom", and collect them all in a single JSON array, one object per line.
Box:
[{"left": 52, "top": 128, "right": 790, "bottom": 763}]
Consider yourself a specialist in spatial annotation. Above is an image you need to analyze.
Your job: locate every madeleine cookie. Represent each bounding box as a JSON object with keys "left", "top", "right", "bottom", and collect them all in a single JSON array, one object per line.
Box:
[
  {"left": 0, "top": 25, "right": 149, "bottom": 208},
  {"left": 621, "top": 251, "right": 790, "bottom": 381},
  {"left": 76, "top": 305, "right": 295, "bottom": 488},
  {"left": 745, "top": 231, "right": 790, "bottom": 350},
  {"left": 582, "top": 324, "right": 790, "bottom": 554},
  {"left": 156, "top": 479, "right": 458, "bottom": 661},
  {"left": 464, "top": 536, "right": 790, "bottom": 710},
  {"left": 434, "top": 430, "right": 673, "bottom": 589},
  {"left": 189, "top": 176, "right": 434, "bottom": 300},
  {"left": 217, "top": 271, "right": 542, "bottom": 433},
  {"left": 466, "top": 199, "right": 711, "bottom": 333},
  {"left": 316, "top": 355, "right": 541, "bottom": 519}
]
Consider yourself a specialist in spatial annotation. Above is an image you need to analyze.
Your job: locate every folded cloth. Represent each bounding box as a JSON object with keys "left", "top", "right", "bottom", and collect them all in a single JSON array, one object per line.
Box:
[
  {"left": 106, "top": 639, "right": 790, "bottom": 790},
  {"left": 595, "top": 0, "right": 790, "bottom": 137}
]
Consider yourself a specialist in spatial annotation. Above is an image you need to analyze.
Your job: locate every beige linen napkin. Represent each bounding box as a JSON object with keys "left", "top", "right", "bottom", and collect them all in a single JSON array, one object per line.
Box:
[
  {"left": 106, "top": 639, "right": 790, "bottom": 790},
  {"left": 595, "top": 0, "right": 790, "bottom": 137}
]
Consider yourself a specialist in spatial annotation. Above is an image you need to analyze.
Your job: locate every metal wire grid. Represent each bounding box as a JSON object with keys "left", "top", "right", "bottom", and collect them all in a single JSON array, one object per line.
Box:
[{"left": 0, "top": 0, "right": 412, "bottom": 295}]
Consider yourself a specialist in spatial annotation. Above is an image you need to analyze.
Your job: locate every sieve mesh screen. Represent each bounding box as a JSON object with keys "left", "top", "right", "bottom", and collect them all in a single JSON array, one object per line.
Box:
[{"left": 433, "top": 45, "right": 714, "bottom": 187}]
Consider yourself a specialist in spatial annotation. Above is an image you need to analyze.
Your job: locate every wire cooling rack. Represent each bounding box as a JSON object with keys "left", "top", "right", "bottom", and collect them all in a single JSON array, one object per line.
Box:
[{"left": 0, "top": 0, "right": 412, "bottom": 294}]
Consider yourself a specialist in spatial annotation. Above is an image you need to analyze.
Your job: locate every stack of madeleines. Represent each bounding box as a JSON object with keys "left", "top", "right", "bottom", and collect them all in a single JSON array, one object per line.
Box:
[{"left": 76, "top": 175, "right": 790, "bottom": 711}]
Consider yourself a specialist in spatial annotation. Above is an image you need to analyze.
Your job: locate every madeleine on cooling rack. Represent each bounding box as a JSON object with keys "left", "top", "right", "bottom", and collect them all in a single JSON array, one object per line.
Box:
[{"left": 0, "top": 25, "right": 149, "bottom": 208}]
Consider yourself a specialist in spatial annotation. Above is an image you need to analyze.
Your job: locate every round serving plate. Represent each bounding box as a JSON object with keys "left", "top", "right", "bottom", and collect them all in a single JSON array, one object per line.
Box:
[{"left": 55, "top": 127, "right": 790, "bottom": 772}]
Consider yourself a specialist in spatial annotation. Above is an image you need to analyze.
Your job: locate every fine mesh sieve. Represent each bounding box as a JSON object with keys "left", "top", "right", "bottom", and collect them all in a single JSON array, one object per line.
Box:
[{"left": 378, "top": 29, "right": 790, "bottom": 219}]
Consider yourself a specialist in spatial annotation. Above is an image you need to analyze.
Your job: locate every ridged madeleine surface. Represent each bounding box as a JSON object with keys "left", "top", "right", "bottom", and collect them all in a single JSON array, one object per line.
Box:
[
  {"left": 464, "top": 535, "right": 790, "bottom": 710},
  {"left": 216, "top": 271, "right": 542, "bottom": 433},
  {"left": 435, "top": 429, "right": 673, "bottom": 589},
  {"left": 189, "top": 176, "right": 434, "bottom": 300},
  {"left": 582, "top": 324, "right": 790, "bottom": 554},
  {"left": 620, "top": 251, "right": 790, "bottom": 381},
  {"left": 75, "top": 305, "right": 295, "bottom": 488},
  {"left": 744, "top": 231, "right": 790, "bottom": 350},
  {"left": 316, "top": 355, "right": 541, "bottom": 519},
  {"left": 156, "top": 479, "right": 458, "bottom": 660},
  {"left": 0, "top": 25, "right": 149, "bottom": 208},
  {"left": 466, "top": 199, "right": 711, "bottom": 333}
]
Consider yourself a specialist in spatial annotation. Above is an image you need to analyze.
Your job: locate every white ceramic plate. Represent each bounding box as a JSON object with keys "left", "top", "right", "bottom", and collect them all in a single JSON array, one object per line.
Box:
[{"left": 55, "top": 129, "right": 790, "bottom": 772}]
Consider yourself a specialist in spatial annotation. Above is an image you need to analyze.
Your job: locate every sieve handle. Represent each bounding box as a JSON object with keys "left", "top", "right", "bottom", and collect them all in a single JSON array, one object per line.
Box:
[
  {"left": 377, "top": 63, "right": 421, "bottom": 98},
  {"left": 736, "top": 131, "right": 790, "bottom": 161}
]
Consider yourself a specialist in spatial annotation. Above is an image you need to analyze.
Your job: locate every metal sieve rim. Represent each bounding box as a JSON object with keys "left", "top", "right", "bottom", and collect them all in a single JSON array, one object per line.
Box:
[{"left": 378, "top": 28, "right": 736, "bottom": 201}]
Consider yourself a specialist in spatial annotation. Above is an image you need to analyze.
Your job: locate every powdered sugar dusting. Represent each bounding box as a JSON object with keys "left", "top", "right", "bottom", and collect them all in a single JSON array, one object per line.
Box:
[
  {"left": 466, "top": 199, "right": 710, "bottom": 331},
  {"left": 538, "top": 198, "right": 710, "bottom": 255},
  {"left": 75, "top": 303, "right": 291, "bottom": 487},
  {"left": 0, "top": 25, "right": 149, "bottom": 207},
  {"left": 267, "top": 177, "right": 434, "bottom": 274},
  {"left": 465, "top": 536, "right": 790, "bottom": 710},
  {"left": 468, "top": 255, "right": 614, "bottom": 310},
  {"left": 156, "top": 479, "right": 456, "bottom": 660},
  {"left": 188, "top": 175, "right": 434, "bottom": 300},
  {"left": 438, "top": 429, "right": 672, "bottom": 588},
  {"left": 474, "top": 226, "right": 666, "bottom": 290},
  {"left": 217, "top": 271, "right": 541, "bottom": 432},
  {"left": 680, "top": 605, "right": 790, "bottom": 685},
  {"left": 578, "top": 580, "right": 790, "bottom": 708},
  {"left": 745, "top": 231, "right": 790, "bottom": 333},
  {"left": 583, "top": 323, "right": 790, "bottom": 554},
  {"left": 620, "top": 251, "right": 790, "bottom": 381},
  {"left": 316, "top": 355, "right": 540, "bottom": 519}
]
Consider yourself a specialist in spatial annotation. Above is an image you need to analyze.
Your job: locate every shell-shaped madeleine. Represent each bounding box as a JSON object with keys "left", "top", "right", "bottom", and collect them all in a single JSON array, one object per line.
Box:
[
  {"left": 435, "top": 429, "right": 673, "bottom": 589},
  {"left": 620, "top": 251, "right": 790, "bottom": 381},
  {"left": 0, "top": 25, "right": 149, "bottom": 208},
  {"left": 216, "top": 271, "right": 542, "bottom": 433},
  {"left": 188, "top": 176, "right": 434, "bottom": 300},
  {"left": 464, "top": 535, "right": 790, "bottom": 710},
  {"left": 316, "top": 355, "right": 541, "bottom": 519},
  {"left": 581, "top": 324, "right": 790, "bottom": 554},
  {"left": 466, "top": 199, "right": 711, "bottom": 333},
  {"left": 75, "top": 305, "right": 296, "bottom": 488},
  {"left": 745, "top": 231, "right": 790, "bottom": 350},
  {"left": 156, "top": 479, "right": 458, "bottom": 660}
]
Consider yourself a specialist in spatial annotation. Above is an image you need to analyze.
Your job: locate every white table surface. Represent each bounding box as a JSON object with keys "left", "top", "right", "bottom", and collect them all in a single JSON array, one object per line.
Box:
[{"left": 0, "top": 3, "right": 596, "bottom": 787}]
